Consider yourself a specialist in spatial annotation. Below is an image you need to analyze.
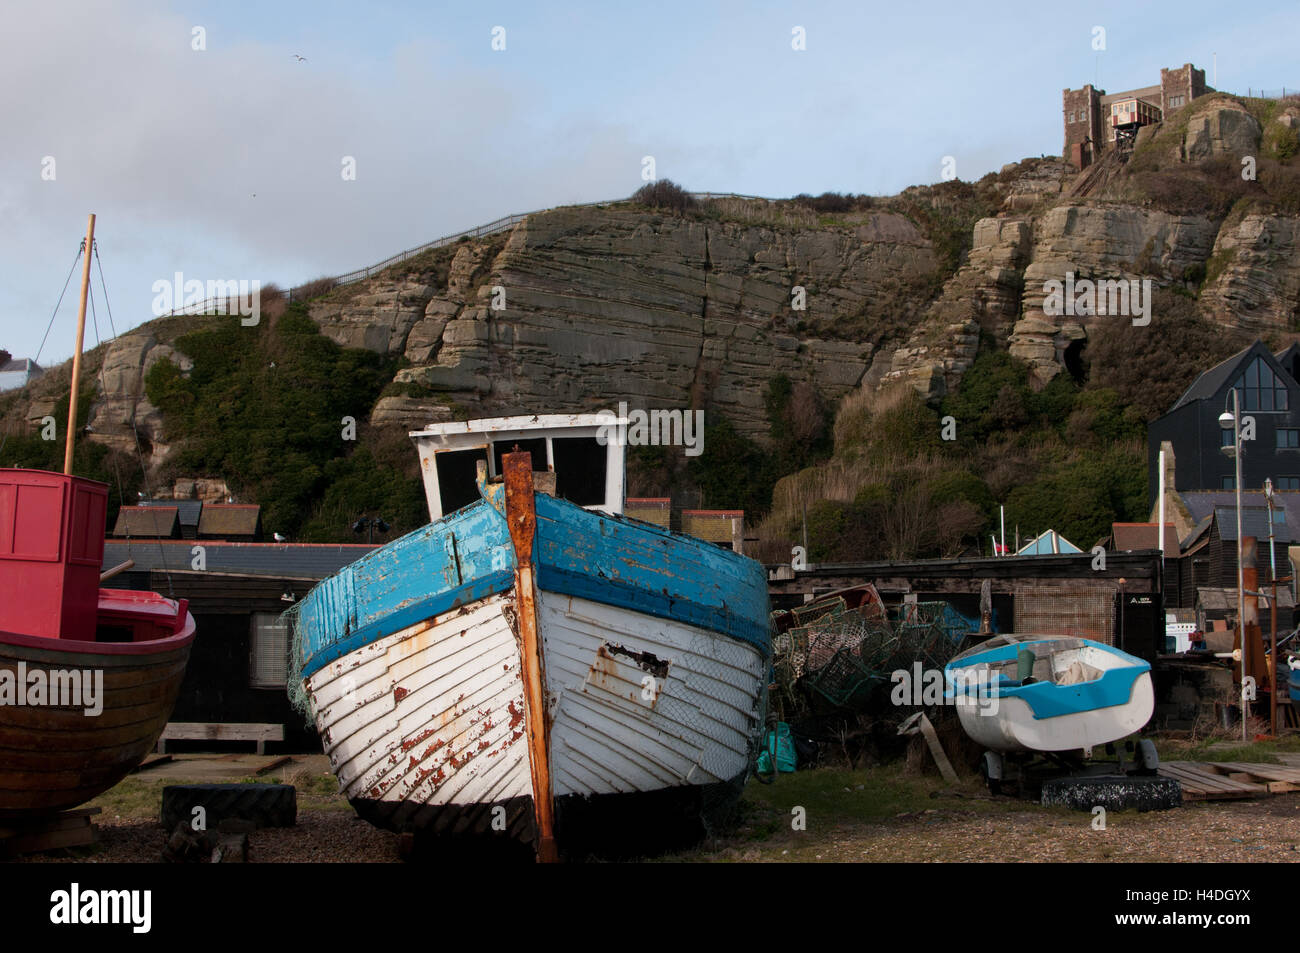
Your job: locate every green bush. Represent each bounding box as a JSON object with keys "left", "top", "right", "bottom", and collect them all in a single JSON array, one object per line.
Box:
[{"left": 144, "top": 305, "right": 406, "bottom": 539}]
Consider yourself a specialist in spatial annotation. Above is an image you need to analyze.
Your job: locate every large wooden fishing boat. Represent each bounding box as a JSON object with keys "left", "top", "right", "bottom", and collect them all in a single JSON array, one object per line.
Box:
[
  {"left": 287, "top": 415, "right": 771, "bottom": 859},
  {"left": 0, "top": 215, "right": 196, "bottom": 817}
]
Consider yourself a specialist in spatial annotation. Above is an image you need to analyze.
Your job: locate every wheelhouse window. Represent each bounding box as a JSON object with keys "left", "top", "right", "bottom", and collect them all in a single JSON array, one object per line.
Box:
[
  {"left": 492, "top": 438, "right": 548, "bottom": 477},
  {"left": 250, "top": 612, "right": 289, "bottom": 689},
  {"left": 1234, "top": 357, "right": 1289, "bottom": 411},
  {"left": 435, "top": 447, "right": 490, "bottom": 516},
  {"left": 552, "top": 437, "right": 608, "bottom": 506}
]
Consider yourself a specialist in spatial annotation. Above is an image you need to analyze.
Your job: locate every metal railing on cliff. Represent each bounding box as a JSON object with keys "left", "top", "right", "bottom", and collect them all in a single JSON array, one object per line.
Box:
[{"left": 162, "top": 192, "right": 774, "bottom": 316}]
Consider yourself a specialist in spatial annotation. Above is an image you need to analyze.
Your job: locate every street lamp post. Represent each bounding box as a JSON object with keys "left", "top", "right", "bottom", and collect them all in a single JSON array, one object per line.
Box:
[
  {"left": 1265, "top": 477, "right": 1278, "bottom": 737},
  {"left": 1219, "top": 390, "right": 1249, "bottom": 742}
]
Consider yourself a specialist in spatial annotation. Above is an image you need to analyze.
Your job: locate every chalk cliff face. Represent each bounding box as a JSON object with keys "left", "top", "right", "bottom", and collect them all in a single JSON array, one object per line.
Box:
[{"left": 9, "top": 97, "right": 1300, "bottom": 468}]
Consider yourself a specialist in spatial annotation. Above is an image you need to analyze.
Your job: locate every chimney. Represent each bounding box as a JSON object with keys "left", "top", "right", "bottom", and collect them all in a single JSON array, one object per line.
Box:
[{"left": 1161, "top": 440, "right": 1176, "bottom": 491}]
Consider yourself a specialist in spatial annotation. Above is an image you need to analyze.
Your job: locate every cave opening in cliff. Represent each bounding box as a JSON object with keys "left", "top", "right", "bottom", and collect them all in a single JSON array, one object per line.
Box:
[{"left": 1063, "top": 338, "right": 1087, "bottom": 384}]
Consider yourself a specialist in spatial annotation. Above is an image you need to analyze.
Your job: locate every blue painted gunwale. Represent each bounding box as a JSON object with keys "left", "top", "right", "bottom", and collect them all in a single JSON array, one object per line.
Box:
[
  {"left": 943, "top": 638, "right": 1149, "bottom": 720},
  {"left": 292, "top": 495, "right": 771, "bottom": 681}
]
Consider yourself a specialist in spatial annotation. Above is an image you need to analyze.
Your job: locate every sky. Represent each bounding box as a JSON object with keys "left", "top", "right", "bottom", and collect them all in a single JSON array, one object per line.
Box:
[{"left": 1, "top": 0, "right": 1297, "bottom": 364}]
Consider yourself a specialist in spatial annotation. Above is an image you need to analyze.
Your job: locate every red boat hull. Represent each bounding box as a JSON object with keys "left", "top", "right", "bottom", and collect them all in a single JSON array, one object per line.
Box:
[{"left": 0, "top": 615, "right": 195, "bottom": 817}]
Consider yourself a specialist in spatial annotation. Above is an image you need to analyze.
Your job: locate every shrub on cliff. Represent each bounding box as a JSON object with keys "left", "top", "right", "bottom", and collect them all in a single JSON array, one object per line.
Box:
[{"left": 630, "top": 179, "right": 697, "bottom": 213}]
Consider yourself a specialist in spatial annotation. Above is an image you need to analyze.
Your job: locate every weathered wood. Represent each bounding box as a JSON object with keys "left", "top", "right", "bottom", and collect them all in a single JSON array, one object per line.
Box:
[
  {"left": 255, "top": 755, "right": 294, "bottom": 775},
  {"left": 156, "top": 722, "right": 284, "bottom": 754},
  {"left": 0, "top": 639, "right": 192, "bottom": 815},
  {"left": 0, "top": 807, "right": 100, "bottom": 856},
  {"left": 1158, "top": 761, "right": 1271, "bottom": 800},
  {"left": 503, "top": 451, "right": 558, "bottom": 864},
  {"left": 132, "top": 754, "right": 173, "bottom": 772},
  {"left": 99, "top": 558, "right": 135, "bottom": 582}
]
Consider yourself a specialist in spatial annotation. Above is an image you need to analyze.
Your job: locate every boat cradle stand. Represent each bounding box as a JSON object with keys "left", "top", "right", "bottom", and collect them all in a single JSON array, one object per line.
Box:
[{"left": 982, "top": 740, "right": 1182, "bottom": 812}]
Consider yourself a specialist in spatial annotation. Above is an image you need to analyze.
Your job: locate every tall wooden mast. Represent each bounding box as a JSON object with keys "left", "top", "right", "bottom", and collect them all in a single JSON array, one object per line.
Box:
[{"left": 63, "top": 213, "right": 96, "bottom": 475}]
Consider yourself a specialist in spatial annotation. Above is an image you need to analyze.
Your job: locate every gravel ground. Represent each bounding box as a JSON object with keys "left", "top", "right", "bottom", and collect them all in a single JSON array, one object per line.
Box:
[
  {"left": 696, "top": 796, "right": 1300, "bottom": 863},
  {"left": 12, "top": 794, "right": 1299, "bottom": 863},
  {"left": 17, "top": 810, "right": 399, "bottom": 863}
]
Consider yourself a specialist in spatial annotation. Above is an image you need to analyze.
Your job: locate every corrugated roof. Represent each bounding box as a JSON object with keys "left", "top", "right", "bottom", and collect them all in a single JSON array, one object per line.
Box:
[
  {"left": 198, "top": 504, "right": 261, "bottom": 537},
  {"left": 112, "top": 506, "right": 179, "bottom": 538},
  {"left": 102, "top": 540, "right": 375, "bottom": 579},
  {"left": 1112, "top": 522, "right": 1179, "bottom": 553}
]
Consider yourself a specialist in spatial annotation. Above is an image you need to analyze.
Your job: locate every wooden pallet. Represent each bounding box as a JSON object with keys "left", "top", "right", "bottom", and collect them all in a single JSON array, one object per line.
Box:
[
  {"left": 0, "top": 807, "right": 100, "bottom": 857},
  {"left": 1158, "top": 761, "right": 1300, "bottom": 801}
]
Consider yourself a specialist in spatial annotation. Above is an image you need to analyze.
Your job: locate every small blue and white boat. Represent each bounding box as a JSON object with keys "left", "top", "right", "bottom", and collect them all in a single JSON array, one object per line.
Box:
[
  {"left": 944, "top": 634, "right": 1154, "bottom": 753},
  {"left": 285, "top": 415, "right": 770, "bottom": 859},
  {"left": 1289, "top": 655, "right": 1300, "bottom": 706}
]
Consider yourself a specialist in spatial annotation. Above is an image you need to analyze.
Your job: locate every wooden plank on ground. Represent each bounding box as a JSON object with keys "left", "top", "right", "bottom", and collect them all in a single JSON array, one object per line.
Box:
[
  {"left": 1159, "top": 762, "right": 1270, "bottom": 800},
  {"left": 0, "top": 807, "right": 100, "bottom": 856},
  {"left": 132, "top": 754, "right": 172, "bottom": 772},
  {"left": 255, "top": 755, "right": 294, "bottom": 776}
]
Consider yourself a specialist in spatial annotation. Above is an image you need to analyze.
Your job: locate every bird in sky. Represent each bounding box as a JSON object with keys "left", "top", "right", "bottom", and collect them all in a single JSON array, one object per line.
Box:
[{"left": 293, "top": 54, "right": 307, "bottom": 62}]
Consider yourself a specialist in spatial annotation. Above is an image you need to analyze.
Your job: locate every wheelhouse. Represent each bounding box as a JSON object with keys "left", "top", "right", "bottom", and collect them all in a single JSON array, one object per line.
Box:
[{"left": 409, "top": 414, "right": 627, "bottom": 521}]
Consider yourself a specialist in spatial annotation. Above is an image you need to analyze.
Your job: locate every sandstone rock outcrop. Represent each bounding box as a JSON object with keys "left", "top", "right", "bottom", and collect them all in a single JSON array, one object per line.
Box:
[{"left": 1180, "top": 104, "right": 1262, "bottom": 162}]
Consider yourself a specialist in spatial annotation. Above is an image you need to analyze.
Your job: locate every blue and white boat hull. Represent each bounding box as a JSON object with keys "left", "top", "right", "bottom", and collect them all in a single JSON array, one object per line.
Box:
[
  {"left": 945, "top": 635, "right": 1154, "bottom": 754},
  {"left": 288, "top": 473, "right": 770, "bottom": 853}
]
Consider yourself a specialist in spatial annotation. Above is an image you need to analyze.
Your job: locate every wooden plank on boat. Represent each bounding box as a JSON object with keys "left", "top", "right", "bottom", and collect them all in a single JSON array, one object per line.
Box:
[{"left": 1158, "top": 762, "right": 1270, "bottom": 800}]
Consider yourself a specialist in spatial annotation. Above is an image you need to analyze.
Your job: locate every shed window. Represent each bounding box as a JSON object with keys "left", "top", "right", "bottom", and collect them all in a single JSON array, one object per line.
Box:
[{"left": 250, "top": 612, "right": 289, "bottom": 689}]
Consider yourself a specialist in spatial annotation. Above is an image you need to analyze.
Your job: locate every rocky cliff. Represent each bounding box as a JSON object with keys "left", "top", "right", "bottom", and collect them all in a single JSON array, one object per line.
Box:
[{"left": 6, "top": 92, "right": 1300, "bottom": 481}]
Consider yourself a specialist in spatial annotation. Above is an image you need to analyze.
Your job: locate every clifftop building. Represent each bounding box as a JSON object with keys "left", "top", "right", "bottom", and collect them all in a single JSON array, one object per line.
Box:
[{"left": 1063, "top": 63, "right": 1209, "bottom": 168}]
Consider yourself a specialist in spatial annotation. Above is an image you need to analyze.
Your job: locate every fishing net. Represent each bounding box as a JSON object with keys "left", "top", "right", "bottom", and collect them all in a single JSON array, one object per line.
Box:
[{"left": 280, "top": 600, "right": 316, "bottom": 727}]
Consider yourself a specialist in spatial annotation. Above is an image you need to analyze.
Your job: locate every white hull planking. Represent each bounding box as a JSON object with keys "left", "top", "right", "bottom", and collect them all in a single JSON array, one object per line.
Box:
[
  {"left": 954, "top": 644, "right": 1154, "bottom": 753},
  {"left": 306, "top": 592, "right": 533, "bottom": 808},
  {"left": 304, "top": 590, "right": 766, "bottom": 813},
  {"left": 539, "top": 590, "right": 765, "bottom": 796}
]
